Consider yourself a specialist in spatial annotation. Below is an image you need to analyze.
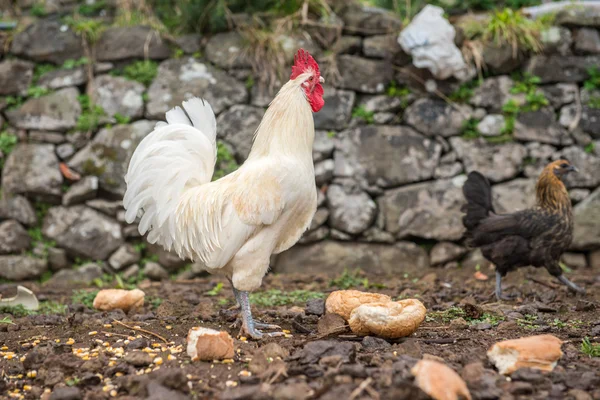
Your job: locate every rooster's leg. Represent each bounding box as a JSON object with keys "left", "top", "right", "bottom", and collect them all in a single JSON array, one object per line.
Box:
[
  {"left": 495, "top": 271, "right": 516, "bottom": 301},
  {"left": 557, "top": 275, "right": 586, "bottom": 294},
  {"left": 228, "top": 283, "right": 281, "bottom": 331},
  {"left": 238, "top": 290, "right": 284, "bottom": 339}
]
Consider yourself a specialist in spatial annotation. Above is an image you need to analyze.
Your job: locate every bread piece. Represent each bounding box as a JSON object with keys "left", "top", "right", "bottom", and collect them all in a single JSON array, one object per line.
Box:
[
  {"left": 187, "top": 327, "right": 235, "bottom": 361},
  {"left": 325, "top": 290, "right": 392, "bottom": 320},
  {"left": 487, "top": 334, "right": 563, "bottom": 375},
  {"left": 412, "top": 359, "right": 472, "bottom": 400},
  {"left": 348, "top": 299, "right": 426, "bottom": 339},
  {"left": 92, "top": 289, "right": 145, "bottom": 312}
]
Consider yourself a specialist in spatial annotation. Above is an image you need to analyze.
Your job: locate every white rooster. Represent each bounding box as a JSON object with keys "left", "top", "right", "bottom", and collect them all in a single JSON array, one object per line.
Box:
[{"left": 124, "top": 49, "right": 325, "bottom": 339}]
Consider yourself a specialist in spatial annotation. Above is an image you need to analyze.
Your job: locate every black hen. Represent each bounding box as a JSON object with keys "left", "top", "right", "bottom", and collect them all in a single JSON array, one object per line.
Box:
[{"left": 461, "top": 159, "right": 585, "bottom": 300}]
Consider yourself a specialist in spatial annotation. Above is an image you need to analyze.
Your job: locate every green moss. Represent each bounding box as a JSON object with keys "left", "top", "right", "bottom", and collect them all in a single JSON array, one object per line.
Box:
[
  {"left": 30, "top": 2, "right": 47, "bottom": 17},
  {"left": 585, "top": 142, "right": 596, "bottom": 154},
  {"left": 77, "top": 0, "right": 107, "bottom": 16},
  {"left": 81, "top": 159, "right": 107, "bottom": 176},
  {"left": 76, "top": 95, "right": 105, "bottom": 132},
  {"left": 461, "top": 118, "right": 481, "bottom": 139},
  {"left": 245, "top": 76, "right": 255, "bottom": 90},
  {"left": 352, "top": 105, "right": 375, "bottom": 125},
  {"left": 0, "top": 301, "right": 67, "bottom": 317},
  {"left": 33, "top": 64, "right": 57, "bottom": 84},
  {"left": 26, "top": 86, "right": 50, "bottom": 99},
  {"left": 114, "top": 113, "right": 131, "bottom": 125},
  {"left": 62, "top": 57, "right": 90, "bottom": 70},
  {"left": 0, "top": 131, "right": 18, "bottom": 157},
  {"left": 584, "top": 67, "right": 600, "bottom": 91},
  {"left": 122, "top": 61, "right": 159, "bottom": 87}
]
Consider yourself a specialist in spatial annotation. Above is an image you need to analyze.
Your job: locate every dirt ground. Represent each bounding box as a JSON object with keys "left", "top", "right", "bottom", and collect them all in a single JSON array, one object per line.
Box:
[{"left": 1, "top": 263, "right": 599, "bottom": 400}]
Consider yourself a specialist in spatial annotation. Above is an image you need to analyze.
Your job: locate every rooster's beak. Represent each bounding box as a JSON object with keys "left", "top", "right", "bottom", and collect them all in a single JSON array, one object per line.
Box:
[
  {"left": 568, "top": 165, "right": 578, "bottom": 173},
  {"left": 319, "top": 76, "right": 325, "bottom": 84}
]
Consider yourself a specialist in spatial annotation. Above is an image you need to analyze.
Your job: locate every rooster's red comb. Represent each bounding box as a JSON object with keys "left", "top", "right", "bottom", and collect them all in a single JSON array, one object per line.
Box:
[{"left": 290, "top": 48, "right": 320, "bottom": 80}]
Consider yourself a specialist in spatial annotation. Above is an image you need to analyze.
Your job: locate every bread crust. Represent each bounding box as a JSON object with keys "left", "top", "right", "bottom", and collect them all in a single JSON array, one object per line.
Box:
[
  {"left": 487, "top": 334, "right": 563, "bottom": 375},
  {"left": 412, "top": 359, "right": 472, "bottom": 400},
  {"left": 92, "top": 289, "right": 145, "bottom": 312},
  {"left": 348, "top": 299, "right": 427, "bottom": 339},
  {"left": 187, "top": 327, "right": 235, "bottom": 361},
  {"left": 325, "top": 290, "right": 392, "bottom": 320}
]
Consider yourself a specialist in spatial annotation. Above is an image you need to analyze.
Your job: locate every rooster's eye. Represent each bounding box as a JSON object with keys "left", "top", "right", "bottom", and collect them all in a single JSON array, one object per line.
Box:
[
  {"left": 309, "top": 76, "right": 313, "bottom": 81},
  {"left": 560, "top": 163, "right": 568, "bottom": 168}
]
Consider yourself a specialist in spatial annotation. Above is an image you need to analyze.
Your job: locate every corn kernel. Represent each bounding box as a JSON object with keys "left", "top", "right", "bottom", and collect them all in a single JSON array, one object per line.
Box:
[
  {"left": 222, "top": 359, "right": 234, "bottom": 364},
  {"left": 153, "top": 357, "right": 163, "bottom": 365},
  {"left": 110, "top": 390, "right": 117, "bottom": 397},
  {"left": 89, "top": 331, "right": 98, "bottom": 336},
  {"left": 282, "top": 330, "right": 291, "bottom": 334},
  {"left": 239, "top": 370, "right": 252, "bottom": 377},
  {"left": 23, "top": 385, "right": 31, "bottom": 391},
  {"left": 225, "top": 380, "right": 238, "bottom": 387},
  {"left": 166, "top": 325, "right": 172, "bottom": 330},
  {"left": 1, "top": 346, "right": 8, "bottom": 351},
  {"left": 66, "top": 338, "right": 75, "bottom": 345},
  {"left": 115, "top": 372, "right": 124, "bottom": 377},
  {"left": 27, "top": 371, "right": 37, "bottom": 378},
  {"left": 104, "top": 324, "right": 112, "bottom": 328}
]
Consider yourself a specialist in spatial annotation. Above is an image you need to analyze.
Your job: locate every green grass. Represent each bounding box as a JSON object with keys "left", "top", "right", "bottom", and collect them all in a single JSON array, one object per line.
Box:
[
  {"left": 468, "top": 312, "right": 505, "bottom": 326},
  {"left": 516, "top": 314, "right": 538, "bottom": 330},
  {"left": 26, "top": 86, "right": 50, "bottom": 99},
  {"left": 114, "top": 113, "right": 131, "bottom": 125},
  {"left": 0, "top": 301, "right": 67, "bottom": 317},
  {"left": 27, "top": 227, "right": 56, "bottom": 260},
  {"left": 587, "top": 96, "right": 600, "bottom": 109},
  {"left": 581, "top": 337, "right": 600, "bottom": 357},
  {"left": 585, "top": 142, "right": 596, "bottom": 154},
  {"left": 71, "top": 290, "right": 99, "bottom": 309},
  {"left": 245, "top": 76, "right": 255, "bottom": 90},
  {"left": 584, "top": 67, "right": 600, "bottom": 91},
  {"left": 77, "top": 0, "right": 107, "bottom": 16},
  {"left": 30, "top": 2, "right": 47, "bottom": 17},
  {"left": 64, "top": 16, "right": 105, "bottom": 44},
  {"left": 426, "top": 306, "right": 466, "bottom": 323},
  {"left": 461, "top": 118, "right": 481, "bottom": 140},
  {"left": 250, "top": 289, "right": 324, "bottom": 307},
  {"left": 148, "top": 296, "right": 163, "bottom": 309},
  {"left": 122, "top": 61, "right": 159, "bottom": 87},
  {"left": 352, "top": 106, "right": 375, "bottom": 125},
  {"left": 0, "top": 131, "right": 18, "bottom": 160},
  {"left": 206, "top": 282, "right": 224, "bottom": 296},
  {"left": 213, "top": 141, "right": 239, "bottom": 180},
  {"left": 33, "top": 64, "right": 58, "bottom": 84},
  {"left": 76, "top": 95, "right": 105, "bottom": 132},
  {"left": 62, "top": 57, "right": 90, "bottom": 70},
  {"left": 0, "top": 316, "right": 14, "bottom": 324},
  {"left": 450, "top": 81, "right": 479, "bottom": 103},
  {"left": 3, "top": 95, "right": 25, "bottom": 110},
  {"left": 329, "top": 268, "right": 386, "bottom": 290}
]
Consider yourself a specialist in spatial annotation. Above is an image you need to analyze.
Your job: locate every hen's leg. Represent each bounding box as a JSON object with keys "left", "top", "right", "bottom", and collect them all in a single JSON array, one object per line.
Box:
[
  {"left": 238, "top": 290, "right": 284, "bottom": 339},
  {"left": 495, "top": 271, "right": 515, "bottom": 301},
  {"left": 557, "top": 275, "right": 586, "bottom": 294},
  {"left": 228, "top": 280, "right": 281, "bottom": 331}
]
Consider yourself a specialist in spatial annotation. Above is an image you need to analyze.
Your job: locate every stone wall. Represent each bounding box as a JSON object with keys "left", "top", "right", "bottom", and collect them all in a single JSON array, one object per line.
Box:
[{"left": 0, "top": 2, "right": 599, "bottom": 283}]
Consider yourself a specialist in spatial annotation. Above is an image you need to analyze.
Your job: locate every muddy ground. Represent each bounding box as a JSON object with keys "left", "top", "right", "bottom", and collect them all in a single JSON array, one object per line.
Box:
[{"left": 1, "top": 263, "right": 599, "bottom": 400}]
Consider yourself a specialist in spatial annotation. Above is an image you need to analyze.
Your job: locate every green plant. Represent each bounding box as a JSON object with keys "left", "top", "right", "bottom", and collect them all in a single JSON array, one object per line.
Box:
[
  {"left": 524, "top": 91, "right": 549, "bottom": 111},
  {"left": 327, "top": 131, "right": 336, "bottom": 138},
  {"left": 62, "top": 57, "right": 90, "bottom": 69},
  {"left": 30, "top": 2, "right": 47, "bottom": 17},
  {"left": 329, "top": 268, "right": 385, "bottom": 289},
  {"left": 469, "top": 312, "right": 505, "bottom": 326},
  {"left": 123, "top": 61, "right": 158, "bottom": 86},
  {"left": 511, "top": 73, "right": 541, "bottom": 94},
  {"left": 64, "top": 16, "right": 105, "bottom": 44},
  {"left": 0, "top": 301, "right": 66, "bottom": 317},
  {"left": 27, "top": 86, "right": 50, "bottom": 99},
  {"left": 27, "top": 226, "right": 56, "bottom": 259},
  {"left": 386, "top": 81, "right": 411, "bottom": 102},
  {"left": 114, "top": 113, "right": 131, "bottom": 125},
  {"left": 245, "top": 76, "right": 255, "bottom": 90},
  {"left": 461, "top": 118, "right": 481, "bottom": 139},
  {"left": 206, "top": 282, "right": 224, "bottom": 296},
  {"left": 0, "top": 316, "right": 14, "bottom": 324},
  {"left": 352, "top": 106, "right": 375, "bottom": 125},
  {"left": 148, "top": 296, "right": 163, "bottom": 308},
  {"left": 173, "top": 48, "right": 185, "bottom": 59},
  {"left": 4, "top": 96, "right": 25, "bottom": 110},
  {"left": 587, "top": 96, "right": 600, "bottom": 109},
  {"left": 584, "top": 67, "right": 600, "bottom": 91},
  {"left": 516, "top": 314, "right": 538, "bottom": 330},
  {"left": 585, "top": 142, "right": 596, "bottom": 154},
  {"left": 250, "top": 289, "right": 324, "bottom": 307},
  {"left": 549, "top": 318, "right": 566, "bottom": 328},
  {"left": 33, "top": 64, "right": 57, "bottom": 84},
  {"left": 76, "top": 95, "right": 105, "bottom": 132},
  {"left": 450, "top": 81, "right": 478, "bottom": 103},
  {"left": 0, "top": 131, "right": 18, "bottom": 157},
  {"left": 77, "top": 0, "right": 107, "bottom": 16},
  {"left": 72, "top": 290, "right": 99, "bottom": 308},
  {"left": 66, "top": 377, "right": 81, "bottom": 387},
  {"left": 213, "top": 141, "right": 239, "bottom": 180},
  {"left": 426, "top": 307, "right": 466, "bottom": 323},
  {"left": 581, "top": 337, "right": 600, "bottom": 357}
]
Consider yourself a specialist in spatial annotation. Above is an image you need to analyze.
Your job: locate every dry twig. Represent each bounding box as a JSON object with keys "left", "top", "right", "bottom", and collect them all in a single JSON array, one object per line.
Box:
[{"left": 112, "top": 319, "right": 168, "bottom": 343}]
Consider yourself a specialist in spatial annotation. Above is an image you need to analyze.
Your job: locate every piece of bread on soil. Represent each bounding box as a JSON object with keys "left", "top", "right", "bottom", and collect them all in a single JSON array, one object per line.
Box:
[
  {"left": 348, "top": 299, "right": 427, "bottom": 339},
  {"left": 487, "top": 334, "right": 563, "bottom": 375},
  {"left": 325, "top": 290, "right": 392, "bottom": 320},
  {"left": 92, "top": 289, "right": 145, "bottom": 312},
  {"left": 412, "top": 359, "right": 472, "bottom": 400},
  {"left": 187, "top": 327, "right": 235, "bottom": 361}
]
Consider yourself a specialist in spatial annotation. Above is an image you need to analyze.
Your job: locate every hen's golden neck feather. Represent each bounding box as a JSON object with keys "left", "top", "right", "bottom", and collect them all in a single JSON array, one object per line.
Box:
[{"left": 535, "top": 167, "right": 571, "bottom": 212}]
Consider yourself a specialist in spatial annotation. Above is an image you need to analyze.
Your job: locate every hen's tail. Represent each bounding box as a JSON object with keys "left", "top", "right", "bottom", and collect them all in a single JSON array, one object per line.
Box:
[
  {"left": 123, "top": 98, "right": 217, "bottom": 249},
  {"left": 461, "top": 171, "right": 494, "bottom": 231}
]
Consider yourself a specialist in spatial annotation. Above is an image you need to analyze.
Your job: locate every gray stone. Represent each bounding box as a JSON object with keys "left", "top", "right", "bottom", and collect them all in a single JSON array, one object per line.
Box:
[
  {"left": 92, "top": 75, "right": 145, "bottom": 119},
  {"left": 205, "top": 31, "right": 251, "bottom": 69},
  {"left": 580, "top": 106, "right": 600, "bottom": 139},
  {"left": 62, "top": 176, "right": 99, "bottom": 206},
  {"left": 1, "top": 144, "right": 63, "bottom": 201},
  {"left": 309, "top": 207, "right": 329, "bottom": 231},
  {"left": 11, "top": 19, "right": 84, "bottom": 64},
  {"left": 526, "top": 55, "right": 600, "bottom": 83},
  {"left": 561, "top": 146, "right": 600, "bottom": 188},
  {"left": 174, "top": 34, "right": 202, "bottom": 54},
  {"left": 0, "top": 220, "right": 30, "bottom": 254},
  {"left": 513, "top": 108, "right": 569, "bottom": 145},
  {"left": 275, "top": 241, "right": 429, "bottom": 276},
  {"left": 331, "top": 229, "right": 352, "bottom": 241},
  {"left": 46, "top": 263, "right": 104, "bottom": 288},
  {"left": 481, "top": 42, "right": 523, "bottom": 74},
  {"left": 363, "top": 34, "right": 402, "bottom": 59},
  {"left": 42, "top": 206, "right": 123, "bottom": 260},
  {"left": 327, "top": 183, "right": 377, "bottom": 235},
  {"left": 315, "top": 159, "right": 335, "bottom": 186},
  {"left": 359, "top": 227, "right": 395, "bottom": 244},
  {"left": 146, "top": 58, "right": 248, "bottom": 118},
  {"left": 0, "top": 194, "right": 37, "bottom": 227},
  {"left": 49, "top": 386, "right": 81, "bottom": 400},
  {"left": 561, "top": 252, "right": 588, "bottom": 269},
  {"left": 570, "top": 188, "right": 590, "bottom": 203},
  {"left": 524, "top": 143, "right": 559, "bottom": 178},
  {"left": 430, "top": 242, "right": 467, "bottom": 266},
  {"left": 0, "top": 59, "right": 34, "bottom": 96},
  {"left": 250, "top": 81, "right": 279, "bottom": 107},
  {"left": 404, "top": 98, "right": 472, "bottom": 137},
  {"left": 85, "top": 199, "right": 122, "bottom": 217},
  {"left": 29, "top": 131, "right": 65, "bottom": 145},
  {"left": 575, "top": 28, "right": 600, "bottom": 54},
  {"left": 335, "top": 55, "right": 394, "bottom": 94},
  {"left": 477, "top": 114, "right": 505, "bottom": 137},
  {"left": 540, "top": 26, "right": 573, "bottom": 56},
  {"left": 68, "top": 120, "right": 156, "bottom": 196},
  {"left": 5, "top": 88, "right": 81, "bottom": 131},
  {"left": 492, "top": 179, "right": 537, "bottom": 214},
  {"left": 109, "top": 244, "right": 140, "bottom": 271},
  {"left": 146, "top": 243, "right": 188, "bottom": 272},
  {"left": 47, "top": 248, "right": 69, "bottom": 271},
  {"left": 56, "top": 143, "right": 75, "bottom": 160},
  {"left": 359, "top": 95, "right": 407, "bottom": 113},
  {"left": 541, "top": 83, "right": 578, "bottom": 109},
  {"left": 450, "top": 137, "right": 527, "bottom": 183},
  {"left": 555, "top": 7, "right": 600, "bottom": 27},
  {"left": 305, "top": 298, "right": 325, "bottom": 316},
  {"left": 144, "top": 261, "right": 169, "bottom": 281},
  {"left": 378, "top": 177, "right": 466, "bottom": 241},
  {"left": 299, "top": 226, "right": 329, "bottom": 244},
  {"left": 96, "top": 26, "right": 171, "bottom": 62},
  {"left": 470, "top": 76, "right": 517, "bottom": 113},
  {"left": 216, "top": 105, "right": 262, "bottom": 162},
  {"left": 341, "top": 5, "right": 402, "bottom": 36},
  {"left": 0, "top": 256, "right": 47, "bottom": 281},
  {"left": 313, "top": 130, "right": 335, "bottom": 162},
  {"left": 331, "top": 36, "right": 363, "bottom": 54},
  {"left": 313, "top": 88, "right": 355, "bottom": 131},
  {"left": 434, "top": 161, "right": 463, "bottom": 179},
  {"left": 122, "top": 264, "right": 141, "bottom": 280},
  {"left": 37, "top": 67, "right": 87, "bottom": 90},
  {"left": 334, "top": 125, "right": 442, "bottom": 189},
  {"left": 559, "top": 104, "right": 578, "bottom": 128},
  {"left": 572, "top": 187, "right": 600, "bottom": 250},
  {"left": 373, "top": 112, "right": 396, "bottom": 124}
]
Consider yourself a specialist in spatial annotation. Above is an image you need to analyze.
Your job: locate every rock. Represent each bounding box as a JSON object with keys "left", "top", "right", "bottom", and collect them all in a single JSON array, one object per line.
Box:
[
  {"left": 572, "top": 187, "right": 600, "bottom": 250},
  {"left": 108, "top": 244, "right": 140, "bottom": 271},
  {"left": 42, "top": 206, "right": 123, "bottom": 260},
  {"left": 276, "top": 241, "right": 429, "bottom": 275},
  {"left": 1, "top": 144, "right": 63, "bottom": 202},
  {"left": 561, "top": 252, "right": 587, "bottom": 269},
  {"left": 341, "top": 5, "right": 402, "bottom": 36},
  {"left": 47, "top": 248, "right": 69, "bottom": 271},
  {"left": 146, "top": 58, "right": 248, "bottom": 118},
  {"left": 11, "top": 19, "right": 84, "bottom": 64},
  {"left": 92, "top": 75, "right": 145, "bottom": 119},
  {"left": 68, "top": 120, "right": 156, "bottom": 196},
  {"left": 481, "top": 42, "right": 524, "bottom": 74},
  {"left": 492, "top": 179, "right": 537, "bottom": 214},
  {"left": 362, "top": 336, "right": 391, "bottom": 350},
  {"left": 46, "top": 263, "right": 104, "bottom": 288},
  {"left": 122, "top": 264, "right": 140, "bottom": 280},
  {"left": 335, "top": 55, "right": 394, "bottom": 94},
  {"left": 561, "top": 146, "right": 600, "bottom": 188},
  {"left": 96, "top": 26, "right": 171, "bottom": 61},
  {"left": 477, "top": 114, "right": 505, "bottom": 137},
  {"left": 450, "top": 137, "right": 527, "bottom": 182},
  {"left": 526, "top": 55, "right": 600, "bottom": 83},
  {"left": 541, "top": 83, "right": 578, "bottom": 109},
  {"left": 309, "top": 208, "right": 329, "bottom": 231},
  {"left": 146, "top": 243, "right": 188, "bottom": 272},
  {"left": 575, "top": 28, "right": 600, "bottom": 54},
  {"left": 250, "top": 81, "right": 279, "bottom": 107},
  {"left": 0, "top": 256, "right": 47, "bottom": 280},
  {"left": 205, "top": 32, "right": 251, "bottom": 69},
  {"left": 125, "top": 351, "right": 153, "bottom": 367},
  {"left": 359, "top": 95, "right": 408, "bottom": 113},
  {"left": 399, "top": 5, "right": 474, "bottom": 81},
  {"left": 334, "top": 125, "right": 442, "bottom": 189},
  {"left": 37, "top": 67, "right": 87, "bottom": 90},
  {"left": 570, "top": 188, "right": 591, "bottom": 203},
  {"left": 305, "top": 298, "right": 325, "bottom": 316},
  {"left": 216, "top": 105, "right": 262, "bottom": 162},
  {"left": 470, "top": 76, "right": 516, "bottom": 113},
  {"left": 313, "top": 130, "right": 335, "bottom": 162},
  {"left": 559, "top": 104, "right": 578, "bottom": 128},
  {"left": 300, "top": 226, "right": 329, "bottom": 244},
  {"left": 0, "top": 59, "right": 34, "bottom": 96},
  {"left": 326, "top": 182, "right": 376, "bottom": 235},
  {"left": 434, "top": 161, "right": 463, "bottom": 179},
  {"left": 144, "top": 262, "right": 169, "bottom": 281},
  {"left": 313, "top": 88, "right": 355, "bottom": 131},
  {"left": 540, "top": 26, "right": 572, "bottom": 56},
  {"left": 49, "top": 386, "right": 81, "bottom": 400},
  {"left": 363, "top": 34, "right": 403, "bottom": 59},
  {"left": 430, "top": 242, "right": 467, "bottom": 266},
  {"left": 85, "top": 199, "right": 122, "bottom": 217},
  {"left": 555, "top": 6, "right": 600, "bottom": 27},
  {"left": 29, "top": 131, "right": 66, "bottom": 144},
  {"left": 317, "top": 312, "right": 347, "bottom": 336},
  {"left": 56, "top": 143, "right": 75, "bottom": 160},
  {"left": 580, "top": 106, "right": 600, "bottom": 139},
  {"left": 378, "top": 178, "right": 466, "bottom": 241},
  {"left": 0, "top": 220, "right": 30, "bottom": 254},
  {"left": 315, "top": 159, "right": 335, "bottom": 186},
  {"left": 5, "top": 88, "right": 81, "bottom": 131},
  {"left": 514, "top": 108, "right": 569, "bottom": 145},
  {"left": 461, "top": 362, "right": 503, "bottom": 400},
  {"left": 359, "top": 227, "right": 395, "bottom": 243},
  {"left": 404, "top": 98, "right": 472, "bottom": 137},
  {"left": 62, "top": 176, "right": 98, "bottom": 206},
  {"left": 331, "top": 36, "right": 363, "bottom": 54},
  {"left": 294, "top": 340, "right": 355, "bottom": 364},
  {"left": 174, "top": 34, "right": 202, "bottom": 54},
  {"left": 0, "top": 194, "right": 37, "bottom": 227}
]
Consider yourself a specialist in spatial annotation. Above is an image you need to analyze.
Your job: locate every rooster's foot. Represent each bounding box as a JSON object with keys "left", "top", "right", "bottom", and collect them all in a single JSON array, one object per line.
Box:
[
  {"left": 557, "top": 275, "right": 586, "bottom": 295},
  {"left": 237, "top": 288, "right": 284, "bottom": 340}
]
